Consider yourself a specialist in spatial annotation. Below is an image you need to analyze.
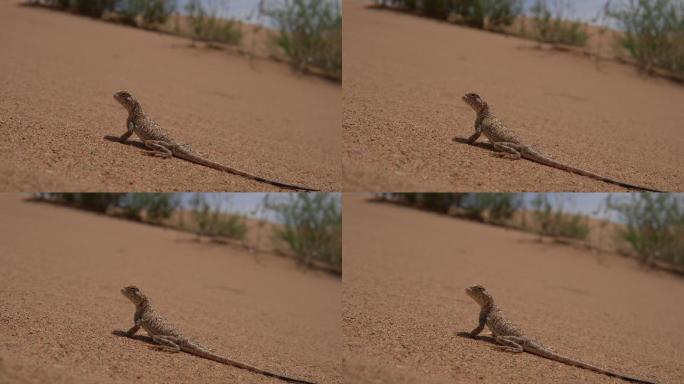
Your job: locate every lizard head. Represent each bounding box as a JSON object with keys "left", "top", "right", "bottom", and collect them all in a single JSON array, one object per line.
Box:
[
  {"left": 113, "top": 91, "right": 138, "bottom": 112},
  {"left": 121, "top": 285, "right": 146, "bottom": 305},
  {"left": 465, "top": 284, "right": 494, "bottom": 307},
  {"left": 462, "top": 92, "right": 488, "bottom": 113}
]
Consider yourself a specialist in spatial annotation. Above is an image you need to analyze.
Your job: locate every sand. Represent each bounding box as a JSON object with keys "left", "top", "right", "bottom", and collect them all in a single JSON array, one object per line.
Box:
[
  {"left": 0, "top": 194, "right": 340, "bottom": 384},
  {"left": 0, "top": 2, "right": 340, "bottom": 192},
  {"left": 342, "top": 194, "right": 684, "bottom": 383},
  {"left": 342, "top": 1, "right": 684, "bottom": 192}
]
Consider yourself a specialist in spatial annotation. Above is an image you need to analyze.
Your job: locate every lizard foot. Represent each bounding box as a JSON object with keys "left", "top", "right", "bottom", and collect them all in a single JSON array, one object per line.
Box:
[
  {"left": 141, "top": 150, "right": 172, "bottom": 158},
  {"left": 490, "top": 345, "right": 523, "bottom": 353},
  {"left": 490, "top": 152, "right": 520, "bottom": 160},
  {"left": 149, "top": 345, "right": 180, "bottom": 353}
]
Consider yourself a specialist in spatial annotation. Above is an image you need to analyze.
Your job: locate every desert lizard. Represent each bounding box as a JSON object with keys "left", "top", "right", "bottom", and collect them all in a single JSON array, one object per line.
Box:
[
  {"left": 461, "top": 92, "right": 662, "bottom": 192},
  {"left": 119, "top": 285, "right": 317, "bottom": 384},
  {"left": 112, "top": 91, "right": 318, "bottom": 191},
  {"left": 462, "top": 284, "right": 656, "bottom": 384}
]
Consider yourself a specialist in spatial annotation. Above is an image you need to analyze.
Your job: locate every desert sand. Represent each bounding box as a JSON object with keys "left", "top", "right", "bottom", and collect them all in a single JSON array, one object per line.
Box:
[
  {"left": 342, "top": 194, "right": 684, "bottom": 383},
  {"left": 343, "top": 1, "right": 684, "bottom": 192},
  {"left": 0, "top": 194, "right": 340, "bottom": 383},
  {"left": 0, "top": 1, "right": 340, "bottom": 192}
]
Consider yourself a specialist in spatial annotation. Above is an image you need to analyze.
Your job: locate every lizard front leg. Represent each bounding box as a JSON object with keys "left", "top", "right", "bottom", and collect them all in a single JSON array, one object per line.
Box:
[
  {"left": 118, "top": 121, "right": 134, "bottom": 142},
  {"left": 466, "top": 131, "right": 481, "bottom": 143},
  {"left": 467, "top": 311, "right": 487, "bottom": 337},
  {"left": 467, "top": 122, "right": 483, "bottom": 143},
  {"left": 142, "top": 140, "right": 173, "bottom": 158},
  {"left": 125, "top": 323, "right": 140, "bottom": 337}
]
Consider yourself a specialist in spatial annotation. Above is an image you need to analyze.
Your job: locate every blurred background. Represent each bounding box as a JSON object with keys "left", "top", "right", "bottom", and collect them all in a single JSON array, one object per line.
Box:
[
  {"left": 372, "top": 192, "right": 684, "bottom": 273},
  {"left": 25, "top": 0, "right": 342, "bottom": 80},
  {"left": 30, "top": 192, "right": 342, "bottom": 273}
]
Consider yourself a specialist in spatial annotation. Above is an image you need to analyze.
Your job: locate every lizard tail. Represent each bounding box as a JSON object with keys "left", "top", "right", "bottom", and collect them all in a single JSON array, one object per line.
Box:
[
  {"left": 528, "top": 346, "right": 657, "bottom": 384},
  {"left": 174, "top": 150, "right": 319, "bottom": 191},
  {"left": 184, "top": 343, "right": 318, "bottom": 384},
  {"left": 521, "top": 148, "right": 662, "bottom": 192}
]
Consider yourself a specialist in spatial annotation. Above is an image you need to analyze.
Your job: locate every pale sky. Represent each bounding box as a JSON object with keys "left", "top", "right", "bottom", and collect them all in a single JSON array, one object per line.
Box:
[
  {"left": 523, "top": 0, "right": 612, "bottom": 24},
  {"left": 176, "top": 0, "right": 262, "bottom": 22},
  {"left": 175, "top": 0, "right": 341, "bottom": 24},
  {"left": 176, "top": 192, "right": 342, "bottom": 221},
  {"left": 520, "top": 193, "right": 616, "bottom": 220}
]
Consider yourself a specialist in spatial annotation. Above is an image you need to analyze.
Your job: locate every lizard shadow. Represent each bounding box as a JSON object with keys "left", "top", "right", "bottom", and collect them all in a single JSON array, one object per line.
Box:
[
  {"left": 451, "top": 136, "right": 497, "bottom": 152},
  {"left": 455, "top": 331, "right": 498, "bottom": 346},
  {"left": 103, "top": 135, "right": 147, "bottom": 150},
  {"left": 111, "top": 330, "right": 155, "bottom": 345}
]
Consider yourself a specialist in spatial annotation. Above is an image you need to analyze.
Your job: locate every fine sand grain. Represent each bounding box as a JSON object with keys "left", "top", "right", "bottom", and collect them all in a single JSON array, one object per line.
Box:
[
  {"left": 0, "top": 194, "right": 340, "bottom": 384},
  {"left": 0, "top": 1, "right": 340, "bottom": 192},
  {"left": 343, "top": 1, "right": 684, "bottom": 192},
  {"left": 343, "top": 194, "right": 684, "bottom": 383}
]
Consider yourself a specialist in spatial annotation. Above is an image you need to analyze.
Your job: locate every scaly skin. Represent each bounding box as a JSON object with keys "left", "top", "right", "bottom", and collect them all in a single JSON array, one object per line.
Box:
[
  {"left": 463, "top": 285, "right": 656, "bottom": 384},
  {"left": 112, "top": 91, "right": 318, "bottom": 191},
  {"left": 120, "top": 286, "right": 317, "bottom": 384},
  {"left": 461, "top": 92, "right": 662, "bottom": 192}
]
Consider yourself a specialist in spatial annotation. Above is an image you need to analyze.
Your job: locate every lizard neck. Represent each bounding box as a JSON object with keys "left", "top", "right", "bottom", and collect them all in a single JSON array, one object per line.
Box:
[
  {"left": 480, "top": 297, "right": 495, "bottom": 313},
  {"left": 477, "top": 103, "right": 491, "bottom": 119},
  {"left": 128, "top": 101, "right": 143, "bottom": 119},
  {"left": 135, "top": 296, "right": 152, "bottom": 313}
]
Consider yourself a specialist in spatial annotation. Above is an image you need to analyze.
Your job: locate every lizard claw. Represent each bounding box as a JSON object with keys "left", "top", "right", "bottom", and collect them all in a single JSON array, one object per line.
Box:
[
  {"left": 142, "top": 151, "right": 172, "bottom": 158},
  {"left": 149, "top": 345, "right": 178, "bottom": 353},
  {"left": 490, "top": 152, "right": 519, "bottom": 160}
]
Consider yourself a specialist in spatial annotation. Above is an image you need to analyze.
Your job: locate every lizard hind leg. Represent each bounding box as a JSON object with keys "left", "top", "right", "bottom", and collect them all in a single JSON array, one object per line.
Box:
[
  {"left": 150, "top": 335, "right": 182, "bottom": 353},
  {"left": 492, "top": 335, "right": 524, "bottom": 353},
  {"left": 491, "top": 142, "right": 523, "bottom": 160},
  {"left": 142, "top": 140, "right": 173, "bottom": 158}
]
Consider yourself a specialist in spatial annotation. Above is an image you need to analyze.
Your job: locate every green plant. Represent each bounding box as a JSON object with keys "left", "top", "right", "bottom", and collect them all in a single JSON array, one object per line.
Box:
[
  {"left": 383, "top": 0, "right": 521, "bottom": 31},
  {"left": 141, "top": 0, "right": 175, "bottom": 27},
  {"left": 118, "top": 0, "right": 145, "bottom": 26},
  {"left": 33, "top": 0, "right": 71, "bottom": 7},
  {"left": 259, "top": 0, "right": 341, "bottom": 79},
  {"left": 462, "top": 193, "right": 521, "bottom": 224},
  {"left": 189, "top": 193, "right": 246, "bottom": 240},
  {"left": 213, "top": 213, "right": 247, "bottom": 239},
  {"left": 482, "top": 0, "right": 522, "bottom": 30},
  {"left": 185, "top": 0, "right": 242, "bottom": 46},
  {"left": 263, "top": 193, "right": 341, "bottom": 268},
  {"left": 606, "top": 193, "right": 684, "bottom": 266},
  {"left": 421, "top": 0, "right": 453, "bottom": 19},
  {"left": 529, "top": 0, "right": 588, "bottom": 46},
  {"left": 38, "top": 193, "right": 125, "bottom": 213},
  {"left": 605, "top": 0, "right": 684, "bottom": 76},
  {"left": 74, "top": 0, "right": 117, "bottom": 17},
  {"left": 122, "top": 193, "right": 178, "bottom": 223},
  {"left": 531, "top": 194, "right": 590, "bottom": 240},
  {"left": 416, "top": 193, "right": 461, "bottom": 213},
  {"left": 456, "top": 0, "right": 485, "bottom": 28}
]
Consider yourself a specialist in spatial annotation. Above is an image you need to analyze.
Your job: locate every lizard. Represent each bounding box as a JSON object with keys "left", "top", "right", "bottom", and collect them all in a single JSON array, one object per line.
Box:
[
  {"left": 461, "top": 284, "right": 657, "bottom": 384},
  {"left": 119, "top": 285, "right": 318, "bottom": 384},
  {"left": 460, "top": 92, "right": 662, "bottom": 192},
  {"left": 111, "top": 90, "right": 319, "bottom": 191}
]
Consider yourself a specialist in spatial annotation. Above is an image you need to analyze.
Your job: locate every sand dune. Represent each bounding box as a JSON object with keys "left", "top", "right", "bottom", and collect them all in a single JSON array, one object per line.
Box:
[
  {"left": 342, "top": 194, "right": 683, "bottom": 383},
  {"left": 0, "top": 194, "right": 340, "bottom": 383},
  {"left": 343, "top": 1, "right": 684, "bottom": 192},
  {"left": 0, "top": 1, "right": 340, "bottom": 192}
]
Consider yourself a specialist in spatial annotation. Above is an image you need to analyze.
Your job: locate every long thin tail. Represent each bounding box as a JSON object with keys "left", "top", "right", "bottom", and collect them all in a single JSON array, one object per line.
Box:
[
  {"left": 528, "top": 346, "right": 656, "bottom": 384},
  {"left": 522, "top": 149, "right": 662, "bottom": 192},
  {"left": 184, "top": 344, "right": 317, "bottom": 384},
  {"left": 174, "top": 150, "right": 319, "bottom": 191}
]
